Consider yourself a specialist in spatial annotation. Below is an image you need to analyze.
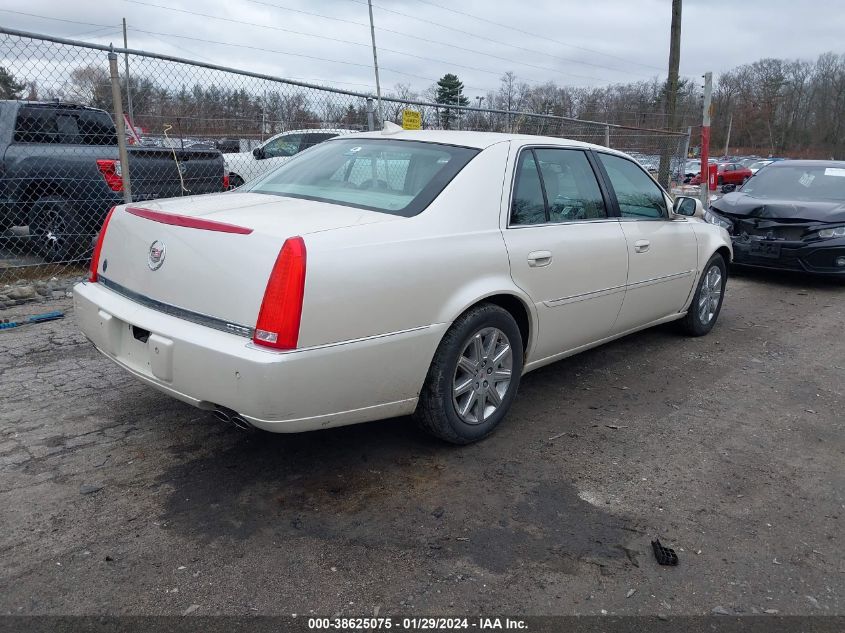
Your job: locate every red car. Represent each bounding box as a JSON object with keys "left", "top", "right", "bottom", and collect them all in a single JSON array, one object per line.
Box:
[{"left": 691, "top": 162, "right": 753, "bottom": 186}]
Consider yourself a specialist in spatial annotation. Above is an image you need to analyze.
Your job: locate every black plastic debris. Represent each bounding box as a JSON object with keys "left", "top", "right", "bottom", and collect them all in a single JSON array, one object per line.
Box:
[{"left": 652, "top": 539, "right": 679, "bottom": 566}]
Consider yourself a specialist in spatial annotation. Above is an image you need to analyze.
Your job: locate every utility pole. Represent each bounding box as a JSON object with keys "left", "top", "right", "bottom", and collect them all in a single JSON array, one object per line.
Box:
[
  {"left": 659, "top": 0, "right": 682, "bottom": 187},
  {"left": 723, "top": 112, "right": 733, "bottom": 158},
  {"left": 700, "top": 71, "right": 713, "bottom": 207},
  {"left": 666, "top": 0, "right": 682, "bottom": 133},
  {"left": 122, "top": 18, "right": 134, "bottom": 127},
  {"left": 366, "top": 0, "right": 383, "bottom": 127}
]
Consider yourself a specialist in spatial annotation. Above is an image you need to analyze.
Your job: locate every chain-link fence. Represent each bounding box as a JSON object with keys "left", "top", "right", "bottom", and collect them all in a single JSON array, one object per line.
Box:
[{"left": 0, "top": 27, "right": 689, "bottom": 303}]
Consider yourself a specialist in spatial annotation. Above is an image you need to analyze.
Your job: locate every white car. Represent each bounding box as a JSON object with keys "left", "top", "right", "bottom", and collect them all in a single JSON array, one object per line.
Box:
[
  {"left": 224, "top": 128, "right": 355, "bottom": 187},
  {"left": 74, "top": 130, "right": 732, "bottom": 444}
]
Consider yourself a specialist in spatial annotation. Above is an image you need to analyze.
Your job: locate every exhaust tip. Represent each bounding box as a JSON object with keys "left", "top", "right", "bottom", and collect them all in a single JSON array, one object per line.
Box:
[{"left": 212, "top": 406, "right": 254, "bottom": 431}]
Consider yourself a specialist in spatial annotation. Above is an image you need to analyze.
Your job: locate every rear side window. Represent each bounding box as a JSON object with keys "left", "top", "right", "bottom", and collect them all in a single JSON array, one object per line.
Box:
[
  {"left": 510, "top": 152, "right": 546, "bottom": 225},
  {"left": 14, "top": 106, "right": 117, "bottom": 145},
  {"left": 597, "top": 153, "right": 667, "bottom": 219},
  {"left": 301, "top": 132, "right": 337, "bottom": 150},
  {"left": 246, "top": 138, "right": 479, "bottom": 217},
  {"left": 510, "top": 148, "right": 606, "bottom": 225},
  {"left": 534, "top": 149, "right": 606, "bottom": 222}
]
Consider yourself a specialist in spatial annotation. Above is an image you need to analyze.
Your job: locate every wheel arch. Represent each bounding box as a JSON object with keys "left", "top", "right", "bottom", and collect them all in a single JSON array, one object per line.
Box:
[
  {"left": 20, "top": 181, "right": 71, "bottom": 223},
  {"left": 437, "top": 287, "right": 536, "bottom": 359}
]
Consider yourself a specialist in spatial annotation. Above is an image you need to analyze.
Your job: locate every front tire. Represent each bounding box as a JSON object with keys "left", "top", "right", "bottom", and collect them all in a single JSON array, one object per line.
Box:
[
  {"left": 414, "top": 303, "right": 524, "bottom": 444},
  {"left": 681, "top": 253, "right": 727, "bottom": 336}
]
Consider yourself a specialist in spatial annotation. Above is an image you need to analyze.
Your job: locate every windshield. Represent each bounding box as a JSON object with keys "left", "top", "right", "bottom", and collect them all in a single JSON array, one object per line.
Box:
[
  {"left": 741, "top": 165, "right": 845, "bottom": 201},
  {"left": 244, "top": 138, "right": 480, "bottom": 216},
  {"left": 749, "top": 160, "right": 772, "bottom": 170}
]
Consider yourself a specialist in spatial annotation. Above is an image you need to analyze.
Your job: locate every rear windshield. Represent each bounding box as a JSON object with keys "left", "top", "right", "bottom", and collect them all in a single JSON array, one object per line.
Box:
[
  {"left": 14, "top": 105, "right": 117, "bottom": 145},
  {"left": 244, "top": 138, "right": 479, "bottom": 216},
  {"left": 741, "top": 164, "right": 845, "bottom": 201}
]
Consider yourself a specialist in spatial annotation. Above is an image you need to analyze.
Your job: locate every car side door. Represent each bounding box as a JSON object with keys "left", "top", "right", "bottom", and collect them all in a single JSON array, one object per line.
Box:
[
  {"left": 255, "top": 132, "right": 305, "bottom": 178},
  {"left": 593, "top": 151, "right": 698, "bottom": 334},
  {"left": 501, "top": 146, "right": 629, "bottom": 365},
  {"left": 261, "top": 133, "right": 303, "bottom": 160}
]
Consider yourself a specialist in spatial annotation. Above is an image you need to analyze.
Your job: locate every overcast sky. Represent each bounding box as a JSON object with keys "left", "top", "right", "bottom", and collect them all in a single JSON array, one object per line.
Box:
[{"left": 2, "top": 0, "right": 844, "bottom": 97}]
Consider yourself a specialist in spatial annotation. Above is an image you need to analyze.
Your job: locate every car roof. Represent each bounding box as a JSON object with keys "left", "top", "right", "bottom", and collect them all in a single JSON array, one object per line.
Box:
[
  {"left": 345, "top": 128, "right": 619, "bottom": 152},
  {"left": 4, "top": 100, "right": 106, "bottom": 111},
  {"left": 766, "top": 159, "right": 845, "bottom": 168},
  {"left": 272, "top": 128, "right": 357, "bottom": 136}
]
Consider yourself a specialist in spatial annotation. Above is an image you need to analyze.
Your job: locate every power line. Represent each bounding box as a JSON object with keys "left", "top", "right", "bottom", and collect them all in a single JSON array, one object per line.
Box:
[
  {"left": 0, "top": 6, "right": 481, "bottom": 91},
  {"left": 245, "top": 0, "right": 614, "bottom": 84},
  {"left": 341, "top": 0, "right": 660, "bottom": 80},
  {"left": 124, "top": 0, "right": 377, "bottom": 52},
  {"left": 125, "top": 27, "right": 484, "bottom": 89},
  {"left": 122, "top": 0, "right": 588, "bottom": 88},
  {"left": 410, "top": 0, "right": 665, "bottom": 72},
  {"left": 72, "top": 26, "right": 123, "bottom": 39},
  {"left": 128, "top": 28, "right": 376, "bottom": 89},
  {"left": 0, "top": 9, "right": 114, "bottom": 31}
]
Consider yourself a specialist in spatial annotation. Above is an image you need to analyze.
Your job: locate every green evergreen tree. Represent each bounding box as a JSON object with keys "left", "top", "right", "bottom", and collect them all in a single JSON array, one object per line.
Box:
[
  {"left": 435, "top": 73, "right": 469, "bottom": 129},
  {"left": 0, "top": 66, "right": 25, "bottom": 99}
]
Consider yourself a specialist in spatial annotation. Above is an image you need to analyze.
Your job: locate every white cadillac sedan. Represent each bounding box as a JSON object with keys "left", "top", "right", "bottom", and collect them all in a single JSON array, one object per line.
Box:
[{"left": 74, "top": 129, "right": 732, "bottom": 444}]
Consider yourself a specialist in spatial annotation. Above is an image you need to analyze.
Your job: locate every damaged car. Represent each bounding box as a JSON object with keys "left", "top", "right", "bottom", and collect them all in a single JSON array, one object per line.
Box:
[{"left": 707, "top": 160, "right": 845, "bottom": 276}]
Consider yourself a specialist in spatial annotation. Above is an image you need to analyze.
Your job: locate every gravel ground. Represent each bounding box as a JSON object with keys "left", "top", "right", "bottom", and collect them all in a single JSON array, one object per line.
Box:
[{"left": 0, "top": 268, "right": 842, "bottom": 618}]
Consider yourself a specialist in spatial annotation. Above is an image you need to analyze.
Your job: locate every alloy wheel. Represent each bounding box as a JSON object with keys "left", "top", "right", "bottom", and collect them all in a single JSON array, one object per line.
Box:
[
  {"left": 698, "top": 264, "right": 723, "bottom": 324},
  {"left": 452, "top": 327, "right": 513, "bottom": 425}
]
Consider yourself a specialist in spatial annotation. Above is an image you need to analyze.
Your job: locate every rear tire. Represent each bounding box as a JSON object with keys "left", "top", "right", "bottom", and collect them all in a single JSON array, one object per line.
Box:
[
  {"left": 28, "top": 196, "right": 86, "bottom": 262},
  {"left": 680, "top": 253, "right": 727, "bottom": 336},
  {"left": 228, "top": 174, "right": 245, "bottom": 190},
  {"left": 414, "top": 303, "right": 524, "bottom": 444}
]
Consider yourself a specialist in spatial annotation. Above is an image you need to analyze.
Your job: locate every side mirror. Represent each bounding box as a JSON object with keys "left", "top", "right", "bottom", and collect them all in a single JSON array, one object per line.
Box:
[
  {"left": 252, "top": 146, "right": 265, "bottom": 159},
  {"left": 721, "top": 183, "right": 737, "bottom": 194},
  {"left": 672, "top": 196, "right": 704, "bottom": 218}
]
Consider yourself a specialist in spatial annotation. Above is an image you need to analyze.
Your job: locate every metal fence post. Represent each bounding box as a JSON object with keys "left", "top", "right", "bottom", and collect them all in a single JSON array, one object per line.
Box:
[
  {"left": 604, "top": 124, "right": 610, "bottom": 148},
  {"left": 680, "top": 126, "right": 692, "bottom": 181},
  {"left": 366, "top": 97, "right": 375, "bottom": 131},
  {"left": 108, "top": 49, "right": 132, "bottom": 203}
]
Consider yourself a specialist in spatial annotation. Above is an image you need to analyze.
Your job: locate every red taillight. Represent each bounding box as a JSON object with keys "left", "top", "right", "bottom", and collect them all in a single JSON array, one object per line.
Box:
[
  {"left": 253, "top": 237, "right": 307, "bottom": 350},
  {"left": 89, "top": 206, "right": 117, "bottom": 282},
  {"left": 223, "top": 173, "right": 230, "bottom": 190},
  {"left": 96, "top": 159, "right": 123, "bottom": 192}
]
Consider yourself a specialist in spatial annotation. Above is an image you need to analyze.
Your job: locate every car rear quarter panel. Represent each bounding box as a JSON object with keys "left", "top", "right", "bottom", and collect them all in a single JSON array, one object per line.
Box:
[{"left": 297, "top": 141, "right": 532, "bottom": 350}]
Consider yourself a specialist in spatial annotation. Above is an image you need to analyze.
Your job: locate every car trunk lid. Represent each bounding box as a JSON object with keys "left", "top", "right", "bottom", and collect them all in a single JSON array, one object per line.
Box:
[{"left": 96, "top": 192, "right": 400, "bottom": 330}]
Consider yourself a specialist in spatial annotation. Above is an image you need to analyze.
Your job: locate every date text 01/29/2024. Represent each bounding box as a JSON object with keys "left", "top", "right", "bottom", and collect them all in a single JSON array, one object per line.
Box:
[{"left": 307, "top": 617, "right": 528, "bottom": 630}]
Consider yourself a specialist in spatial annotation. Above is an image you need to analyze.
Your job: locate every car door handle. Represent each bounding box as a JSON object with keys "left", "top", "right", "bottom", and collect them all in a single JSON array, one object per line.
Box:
[
  {"left": 634, "top": 240, "right": 650, "bottom": 253},
  {"left": 527, "top": 250, "right": 553, "bottom": 267}
]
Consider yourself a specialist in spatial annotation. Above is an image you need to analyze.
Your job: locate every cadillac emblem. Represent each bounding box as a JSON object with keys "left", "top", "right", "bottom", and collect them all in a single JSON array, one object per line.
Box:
[{"left": 148, "top": 240, "right": 166, "bottom": 270}]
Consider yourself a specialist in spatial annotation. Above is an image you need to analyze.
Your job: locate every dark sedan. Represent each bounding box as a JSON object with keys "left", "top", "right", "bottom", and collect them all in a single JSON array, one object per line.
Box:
[{"left": 706, "top": 160, "right": 845, "bottom": 276}]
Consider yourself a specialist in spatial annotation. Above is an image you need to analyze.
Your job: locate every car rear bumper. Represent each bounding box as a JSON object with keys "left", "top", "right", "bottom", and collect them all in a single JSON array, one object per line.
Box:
[
  {"left": 730, "top": 238, "right": 845, "bottom": 276},
  {"left": 73, "top": 281, "right": 446, "bottom": 432}
]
